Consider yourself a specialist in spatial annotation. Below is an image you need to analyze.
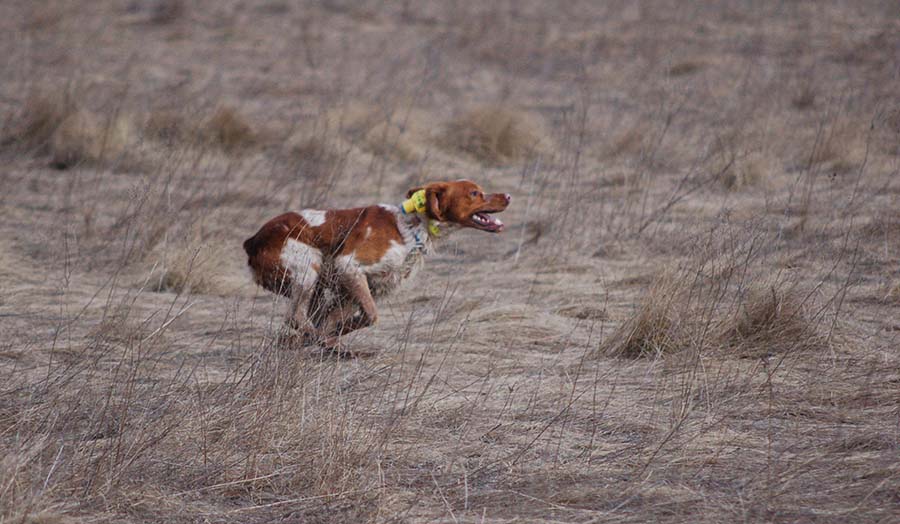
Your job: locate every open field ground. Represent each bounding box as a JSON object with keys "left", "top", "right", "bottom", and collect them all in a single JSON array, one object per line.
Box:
[{"left": 1, "top": 1, "right": 899, "bottom": 522}]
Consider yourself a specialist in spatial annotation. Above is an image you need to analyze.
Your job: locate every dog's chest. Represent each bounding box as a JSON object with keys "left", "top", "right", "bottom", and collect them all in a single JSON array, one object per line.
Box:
[{"left": 362, "top": 215, "right": 429, "bottom": 297}]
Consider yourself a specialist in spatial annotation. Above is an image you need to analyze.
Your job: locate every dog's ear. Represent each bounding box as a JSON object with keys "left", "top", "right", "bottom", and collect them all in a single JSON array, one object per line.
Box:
[
  {"left": 406, "top": 183, "right": 448, "bottom": 221},
  {"left": 424, "top": 183, "right": 448, "bottom": 222}
]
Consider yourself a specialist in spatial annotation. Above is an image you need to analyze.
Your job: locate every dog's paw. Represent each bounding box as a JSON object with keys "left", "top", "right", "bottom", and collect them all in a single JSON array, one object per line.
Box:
[{"left": 277, "top": 325, "right": 319, "bottom": 349}]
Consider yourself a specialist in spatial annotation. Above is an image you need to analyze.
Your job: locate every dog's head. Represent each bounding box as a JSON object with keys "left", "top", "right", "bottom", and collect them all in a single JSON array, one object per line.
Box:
[{"left": 405, "top": 180, "right": 511, "bottom": 233}]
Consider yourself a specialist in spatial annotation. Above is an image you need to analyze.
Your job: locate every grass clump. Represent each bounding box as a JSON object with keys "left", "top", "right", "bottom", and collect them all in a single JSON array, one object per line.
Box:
[
  {"left": 50, "top": 109, "right": 134, "bottom": 169},
  {"left": 151, "top": 241, "right": 231, "bottom": 295},
  {"left": 597, "top": 272, "right": 689, "bottom": 359},
  {"left": 201, "top": 106, "right": 259, "bottom": 153},
  {"left": 597, "top": 265, "right": 827, "bottom": 361},
  {"left": 2, "top": 91, "right": 72, "bottom": 150},
  {"left": 717, "top": 283, "right": 825, "bottom": 358},
  {"left": 3, "top": 90, "right": 135, "bottom": 169},
  {"left": 439, "top": 106, "right": 545, "bottom": 165}
]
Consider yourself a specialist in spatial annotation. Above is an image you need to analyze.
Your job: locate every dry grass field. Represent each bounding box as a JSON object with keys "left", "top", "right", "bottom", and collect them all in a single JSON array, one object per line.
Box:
[{"left": 1, "top": 1, "right": 899, "bottom": 522}]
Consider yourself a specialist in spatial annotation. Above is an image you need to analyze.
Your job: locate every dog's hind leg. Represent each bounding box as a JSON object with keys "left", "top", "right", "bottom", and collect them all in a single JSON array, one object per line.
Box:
[
  {"left": 280, "top": 240, "right": 322, "bottom": 344},
  {"left": 320, "top": 271, "right": 377, "bottom": 351}
]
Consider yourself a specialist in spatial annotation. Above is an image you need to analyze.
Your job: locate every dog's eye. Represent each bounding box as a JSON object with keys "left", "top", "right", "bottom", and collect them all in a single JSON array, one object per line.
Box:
[{"left": 470, "top": 190, "right": 479, "bottom": 198}]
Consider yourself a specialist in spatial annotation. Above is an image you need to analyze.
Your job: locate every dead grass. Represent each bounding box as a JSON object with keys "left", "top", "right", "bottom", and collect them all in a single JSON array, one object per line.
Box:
[
  {"left": 50, "top": 109, "right": 134, "bottom": 169},
  {"left": 144, "top": 109, "right": 190, "bottom": 145},
  {"left": 596, "top": 271, "right": 688, "bottom": 358},
  {"left": 317, "top": 102, "right": 427, "bottom": 162},
  {"left": 605, "top": 123, "right": 649, "bottom": 159},
  {"left": 598, "top": 265, "right": 828, "bottom": 361},
  {"left": 711, "top": 149, "right": 770, "bottom": 191},
  {"left": 2, "top": 2, "right": 900, "bottom": 523},
  {"left": 668, "top": 60, "right": 704, "bottom": 76},
  {"left": 716, "top": 282, "right": 826, "bottom": 358},
  {"left": 806, "top": 117, "right": 865, "bottom": 174},
  {"left": 151, "top": 244, "right": 224, "bottom": 294},
  {"left": 148, "top": 0, "right": 185, "bottom": 25},
  {"left": 2, "top": 90, "right": 136, "bottom": 169},
  {"left": 200, "top": 106, "right": 259, "bottom": 153},
  {"left": 361, "top": 120, "right": 423, "bottom": 162},
  {"left": 2, "top": 91, "right": 72, "bottom": 150},
  {"left": 439, "top": 106, "right": 546, "bottom": 165},
  {"left": 882, "top": 280, "right": 900, "bottom": 304}
]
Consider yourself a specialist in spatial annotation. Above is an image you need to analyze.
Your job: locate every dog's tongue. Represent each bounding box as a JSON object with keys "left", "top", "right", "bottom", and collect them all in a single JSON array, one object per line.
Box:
[{"left": 474, "top": 212, "right": 503, "bottom": 230}]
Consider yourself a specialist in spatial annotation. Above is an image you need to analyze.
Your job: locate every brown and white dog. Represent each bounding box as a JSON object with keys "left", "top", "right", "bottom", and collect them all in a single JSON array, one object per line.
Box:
[{"left": 243, "top": 180, "right": 511, "bottom": 350}]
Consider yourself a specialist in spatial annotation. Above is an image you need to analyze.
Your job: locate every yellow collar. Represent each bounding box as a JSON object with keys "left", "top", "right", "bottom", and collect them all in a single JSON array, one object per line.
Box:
[{"left": 401, "top": 190, "right": 440, "bottom": 237}]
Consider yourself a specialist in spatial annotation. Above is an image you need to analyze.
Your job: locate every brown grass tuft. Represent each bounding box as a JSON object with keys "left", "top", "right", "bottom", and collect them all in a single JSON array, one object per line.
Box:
[
  {"left": 3, "top": 91, "right": 135, "bottom": 169},
  {"left": 361, "top": 120, "right": 422, "bottom": 162},
  {"left": 2, "top": 91, "right": 73, "bottom": 151},
  {"left": 713, "top": 150, "right": 770, "bottom": 191},
  {"left": 596, "top": 272, "right": 688, "bottom": 358},
  {"left": 148, "top": 0, "right": 185, "bottom": 25},
  {"left": 792, "top": 84, "right": 817, "bottom": 110},
  {"left": 283, "top": 131, "right": 350, "bottom": 191},
  {"left": 668, "top": 60, "right": 704, "bottom": 76},
  {"left": 201, "top": 106, "right": 258, "bottom": 153},
  {"left": 605, "top": 123, "right": 648, "bottom": 159},
  {"left": 50, "top": 109, "right": 133, "bottom": 169},
  {"left": 807, "top": 118, "right": 864, "bottom": 174},
  {"left": 882, "top": 280, "right": 900, "bottom": 304},
  {"left": 439, "top": 106, "right": 545, "bottom": 165},
  {"left": 144, "top": 109, "right": 190, "bottom": 145},
  {"left": 717, "top": 282, "right": 825, "bottom": 358},
  {"left": 151, "top": 241, "right": 233, "bottom": 295},
  {"left": 319, "top": 102, "right": 426, "bottom": 162}
]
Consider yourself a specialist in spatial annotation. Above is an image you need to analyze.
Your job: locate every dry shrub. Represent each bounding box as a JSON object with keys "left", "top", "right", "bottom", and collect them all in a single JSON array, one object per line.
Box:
[
  {"left": 320, "top": 102, "right": 426, "bottom": 162},
  {"left": 50, "top": 109, "right": 134, "bottom": 169},
  {"left": 151, "top": 241, "right": 233, "bottom": 295},
  {"left": 597, "top": 271, "right": 689, "bottom": 359},
  {"left": 144, "top": 109, "right": 190, "bottom": 145},
  {"left": 706, "top": 129, "right": 774, "bottom": 191},
  {"left": 668, "top": 60, "right": 704, "bottom": 76},
  {"left": 144, "top": 106, "right": 261, "bottom": 153},
  {"left": 712, "top": 150, "right": 771, "bottom": 191},
  {"left": 716, "top": 283, "right": 824, "bottom": 358},
  {"left": 2, "top": 91, "right": 72, "bottom": 149},
  {"left": 882, "top": 280, "right": 900, "bottom": 304},
  {"left": 720, "top": 154, "right": 768, "bottom": 190},
  {"left": 807, "top": 118, "right": 865, "bottom": 174},
  {"left": 439, "top": 106, "right": 546, "bottom": 165},
  {"left": 2, "top": 91, "right": 135, "bottom": 169},
  {"left": 598, "top": 260, "right": 827, "bottom": 360},
  {"left": 362, "top": 120, "right": 422, "bottom": 162},
  {"left": 148, "top": 0, "right": 184, "bottom": 24},
  {"left": 605, "top": 123, "right": 648, "bottom": 159},
  {"left": 201, "top": 106, "right": 258, "bottom": 153},
  {"left": 792, "top": 84, "right": 817, "bottom": 110},
  {"left": 281, "top": 131, "right": 350, "bottom": 205}
]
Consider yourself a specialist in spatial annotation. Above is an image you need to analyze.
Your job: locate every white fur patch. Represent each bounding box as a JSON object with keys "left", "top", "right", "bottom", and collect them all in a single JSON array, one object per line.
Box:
[
  {"left": 280, "top": 239, "right": 322, "bottom": 289},
  {"left": 300, "top": 209, "right": 327, "bottom": 227}
]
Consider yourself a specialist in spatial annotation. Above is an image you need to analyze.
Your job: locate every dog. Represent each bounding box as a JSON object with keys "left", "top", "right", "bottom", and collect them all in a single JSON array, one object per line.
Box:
[{"left": 243, "top": 180, "right": 511, "bottom": 350}]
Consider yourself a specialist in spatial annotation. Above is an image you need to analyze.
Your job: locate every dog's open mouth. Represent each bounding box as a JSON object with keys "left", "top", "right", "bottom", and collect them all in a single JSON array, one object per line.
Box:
[{"left": 470, "top": 211, "right": 504, "bottom": 232}]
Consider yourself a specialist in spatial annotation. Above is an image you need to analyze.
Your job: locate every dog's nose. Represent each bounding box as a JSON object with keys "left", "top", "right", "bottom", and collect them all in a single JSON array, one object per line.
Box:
[{"left": 502, "top": 193, "right": 512, "bottom": 204}]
